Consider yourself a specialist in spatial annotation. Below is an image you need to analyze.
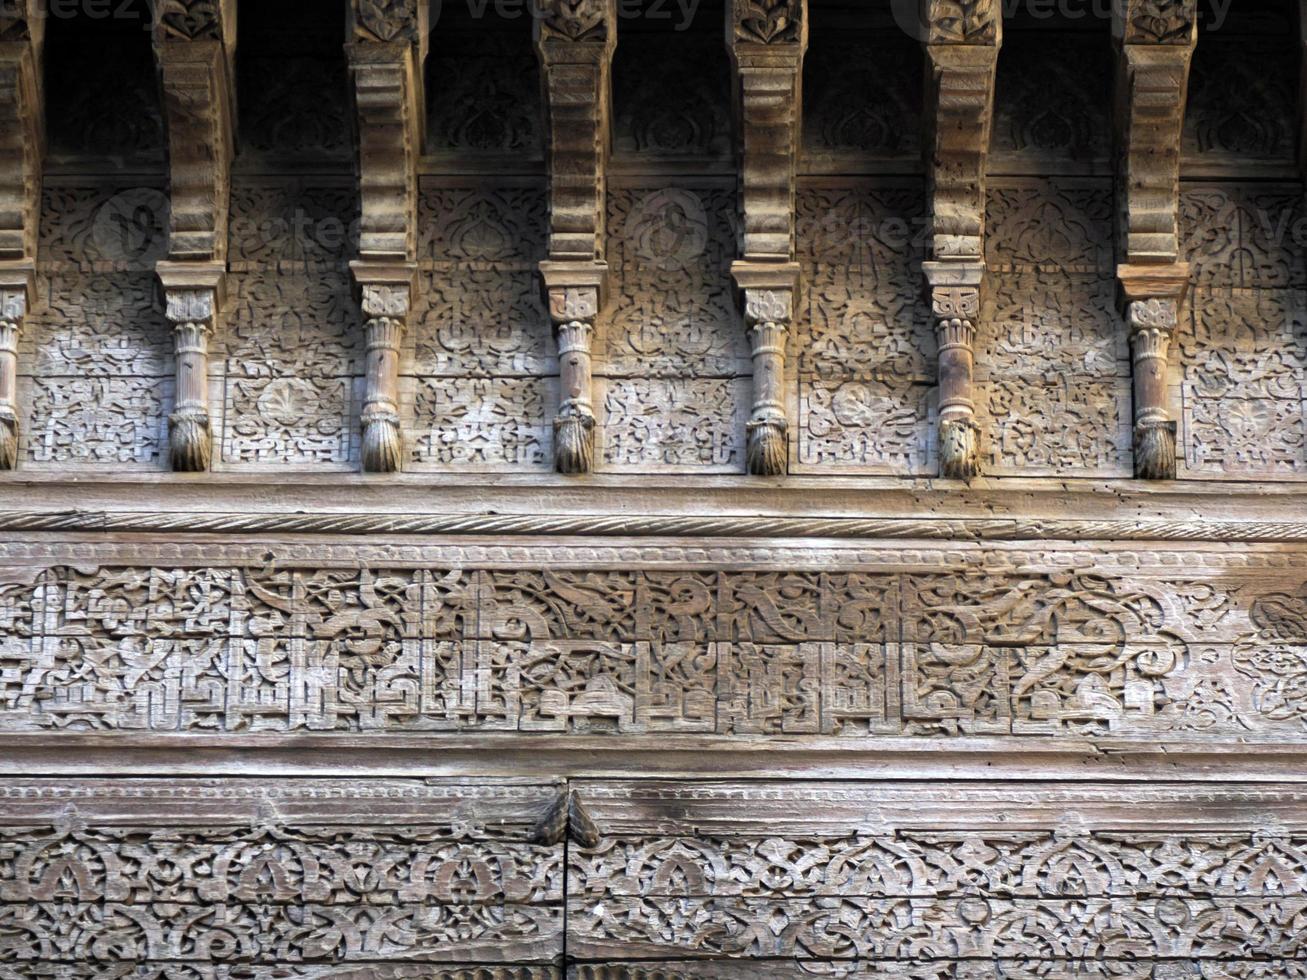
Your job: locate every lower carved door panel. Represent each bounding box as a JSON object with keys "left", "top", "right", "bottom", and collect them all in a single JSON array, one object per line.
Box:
[
  {"left": 565, "top": 780, "right": 1307, "bottom": 977},
  {"left": 1, "top": 778, "right": 1305, "bottom": 976},
  {"left": 0, "top": 778, "right": 567, "bottom": 974}
]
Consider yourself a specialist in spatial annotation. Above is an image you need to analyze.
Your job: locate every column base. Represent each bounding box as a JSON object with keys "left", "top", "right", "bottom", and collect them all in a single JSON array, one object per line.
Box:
[
  {"left": 1134, "top": 420, "right": 1177, "bottom": 480},
  {"left": 168, "top": 408, "right": 212, "bottom": 473},
  {"left": 939, "top": 417, "right": 980, "bottom": 482},
  {"left": 746, "top": 417, "right": 788, "bottom": 477},
  {"left": 361, "top": 409, "right": 404, "bottom": 474},
  {"left": 0, "top": 405, "right": 17, "bottom": 471},
  {"left": 554, "top": 411, "right": 595, "bottom": 475}
]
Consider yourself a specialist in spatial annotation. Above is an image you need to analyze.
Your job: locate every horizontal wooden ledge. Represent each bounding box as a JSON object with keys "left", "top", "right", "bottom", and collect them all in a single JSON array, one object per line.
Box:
[
  {"left": 1, "top": 477, "right": 1307, "bottom": 542},
  {"left": 2, "top": 509, "right": 1307, "bottom": 543},
  {"left": 1, "top": 734, "right": 1305, "bottom": 781}
]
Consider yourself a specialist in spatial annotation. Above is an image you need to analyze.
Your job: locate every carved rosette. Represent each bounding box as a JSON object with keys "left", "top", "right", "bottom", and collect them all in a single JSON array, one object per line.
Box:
[
  {"left": 742, "top": 288, "right": 791, "bottom": 476},
  {"left": 925, "top": 261, "right": 982, "bottom": 482},
  {"left": 161, "top": 282, "right": 218, "bottom": 472},
  {"left": 1126, "top": 295, "right": 1179, "bottom": 480},
  {"left": 548, "top": 285, "right": 599, "bottom": 475},
  {"left": 0, "top": 280, "right": 25, "bottom": 470},
  {"left": 355, "top": 272, "right": 412, "bottom": 474}
]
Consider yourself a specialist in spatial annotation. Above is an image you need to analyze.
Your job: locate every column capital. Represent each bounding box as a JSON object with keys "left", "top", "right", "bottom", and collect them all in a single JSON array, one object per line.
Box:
[{"left": 1117, "top": 262, "right": 1190, "bottom": 307}]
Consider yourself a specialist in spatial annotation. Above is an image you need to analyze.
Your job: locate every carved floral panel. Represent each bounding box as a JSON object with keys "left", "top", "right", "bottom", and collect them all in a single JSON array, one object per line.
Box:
[
  {"left": 411, "top": 185, "right": 552, "bottom": 471},
  {"left": 1184, "top": 38, "right": 1297, "bottom": 165},
  {"left": 24, "top": 186, "right": 173, "bottom": 469},
  {"left": 1179, "top": 288, "right": 1307, "bottom": 478},
  {"left": 795, "top": 184, "right": 933, "bottom": 474},
  {"left": 568, "top": 781, "right": 1307, "bottom": 966},
  {"left": 600, "top": 185, "right": 745, "bottom": 472},
  {"left": 426, "top": 30, "right": 543, "bottom": 158},
  {"left": 1181, "top": 185, "right": 1307, "bottom": 289},
  {"left": 613, "top": 35, "right": 732, "bottom": 161},
  {"left": 802, "top": 34, "right": 921, "bottom": 164},
  {"left": 0, "top": 779, "right": 564, "bottom": 967},
  {"left": 991, "top": 34, "right": 1111, "bottom": 171}
]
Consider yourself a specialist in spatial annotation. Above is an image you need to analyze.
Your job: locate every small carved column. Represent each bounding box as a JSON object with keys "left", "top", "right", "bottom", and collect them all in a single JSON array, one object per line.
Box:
[
  {"left": 158, "top": 265, "right": 224, "bottom": 472},
  {"left": 1119, "top": 266, "right": 1188, "bottom": 480},
  {"left": 353, "top": 264, "right": 414, "bottom": 473},
  {"left": 732, "top": 264, "right": 798, "bottom": 476},
  {"left": 534, "top": 0, "right": 616, "bottom": 474},
  {"left": 923, "top": 0, "right": 1000, "bottom": 482},
  {"left": 727, "top": 0, "right": 806, "bottom": 476},
  {"left": 150, "top": 0, "right": 235, "bottom": 471},
  {"left": 1114, "top": 0, "right": 1196, "bottom": 480},
  {"left": 347, "top": 0, "right": 425, "bottom": 472},
  {"left": 0, "top": 2, "right": 43, "bottom": 471},
  {"left": 543, "top": 271, "right": 602, "bottom": 474},
  {"left": 0, "top": 270, "right": 29, "bottom": 470},
  {"left": 925, "top": 261, "right": 982, "bottom": 480}
]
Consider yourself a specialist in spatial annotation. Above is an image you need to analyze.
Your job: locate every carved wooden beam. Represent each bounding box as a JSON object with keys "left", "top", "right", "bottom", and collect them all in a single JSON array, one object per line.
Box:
[
  {"left": 1114, "top": 0, "right": 1196, "bottom": 481},
  {"left": 923, "top": 0, "right": 1000, "bottom": 482},
  {"left": 149, "top": 0, "right": 236, "bottom": 472},
  {"left": 727, "top": 0, "right": 806, "bottom": 477},
  {"left": 0, "top": 1, "right": 42, "bottom": 471},
  {"left": 534, "top": 0, "right": 616, "bottom": 475},
  {"left": 347, "top": 0, "right": 426, "bottom": 473}
]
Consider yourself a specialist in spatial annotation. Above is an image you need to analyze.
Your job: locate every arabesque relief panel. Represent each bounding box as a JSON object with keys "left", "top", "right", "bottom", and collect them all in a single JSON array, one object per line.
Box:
[{"left": 0, "top": 537, "right": 1303, "bottom": 742}]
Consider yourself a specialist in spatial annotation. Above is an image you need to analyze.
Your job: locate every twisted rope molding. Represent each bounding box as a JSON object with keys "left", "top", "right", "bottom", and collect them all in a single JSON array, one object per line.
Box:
[{"left": 0, "top": 510, "right": 1305, "bottom": 542}]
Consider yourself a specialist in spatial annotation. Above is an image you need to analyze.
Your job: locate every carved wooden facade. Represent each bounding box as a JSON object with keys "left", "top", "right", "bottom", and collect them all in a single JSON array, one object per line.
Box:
[{"left": 2, "top": 0, "right": 1307, "bottom": 975}]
